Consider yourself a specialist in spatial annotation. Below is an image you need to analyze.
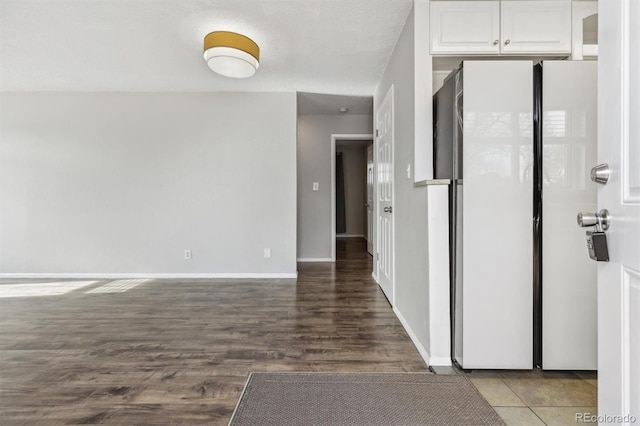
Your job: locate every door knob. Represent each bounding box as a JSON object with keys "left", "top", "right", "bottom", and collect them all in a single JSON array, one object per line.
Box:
[
  {"left": 493, "top": 40, "right": 499, "bottom": 45},
  {"left": 504, "top": 39, "right": 511, "bottom": 45},
  {"left": 383, "top": 207, "right": 393, "bottom": 213},
  {"left": 590, "top": 164, "right": 610, "bottom": 184},
  {"left": 577, "top": 209, "right": 610, "bottom": 231},
  {"left": 578, "top": 209, "right": 610, "bottom": 261}
]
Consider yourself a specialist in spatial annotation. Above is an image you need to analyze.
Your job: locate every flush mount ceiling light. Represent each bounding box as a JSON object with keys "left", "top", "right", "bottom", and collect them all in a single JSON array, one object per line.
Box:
[{"left": 203, "top": 31, "right": 260, "bottom": 78}]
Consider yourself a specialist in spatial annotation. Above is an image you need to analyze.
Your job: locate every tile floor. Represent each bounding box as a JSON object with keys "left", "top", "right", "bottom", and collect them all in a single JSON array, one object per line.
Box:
[{"left": 433, "top": 366, "right": 598, "bottom": 426}]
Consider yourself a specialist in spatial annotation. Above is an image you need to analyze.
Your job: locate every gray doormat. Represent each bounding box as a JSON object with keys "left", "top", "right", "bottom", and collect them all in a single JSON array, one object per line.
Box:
[{"left": 229, "top": 372, "right": 505, "bottom": 425}]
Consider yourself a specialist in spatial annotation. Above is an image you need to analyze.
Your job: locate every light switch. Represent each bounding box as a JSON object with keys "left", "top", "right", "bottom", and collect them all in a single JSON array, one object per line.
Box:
[
  {"left": 313, "top": 182, "right": 319, "bottom": 191},
  {"left": 406, "top": 164, "right": 411, "bottom": 180}
]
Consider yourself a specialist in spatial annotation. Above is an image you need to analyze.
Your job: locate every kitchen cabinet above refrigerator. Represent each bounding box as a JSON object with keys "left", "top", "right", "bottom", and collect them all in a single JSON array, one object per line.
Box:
[{"left": 430, "top": 1, "right": 572, "bottom": 55}]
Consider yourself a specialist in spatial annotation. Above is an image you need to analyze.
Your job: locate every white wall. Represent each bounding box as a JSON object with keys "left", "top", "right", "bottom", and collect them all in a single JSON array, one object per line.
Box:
[
  {"left": 336, "top": 144, "right": 368, "bottom": 237},
  {"left": 297, "top": 114, "right": 372, "bottom": 260},
  {"left": 374, "top": 5, "right": 432, "bottom": 362},
  {"left": 373, "top": 1, "right": 450, "bottom": 366},
  {"left": 414, "top": 0, "right": 433, "bottom": 182},
  {"left": 0, "top": 92, "right": 298, "bottom": 277}
]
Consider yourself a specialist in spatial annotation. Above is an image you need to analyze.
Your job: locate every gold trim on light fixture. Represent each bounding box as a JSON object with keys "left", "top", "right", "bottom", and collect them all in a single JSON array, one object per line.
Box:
[
  {"left": 204, "top": 31, "right": 260, "bottom": 61},
  {"left": 203, "top": 31, "right": 260, "bottom": 78}
]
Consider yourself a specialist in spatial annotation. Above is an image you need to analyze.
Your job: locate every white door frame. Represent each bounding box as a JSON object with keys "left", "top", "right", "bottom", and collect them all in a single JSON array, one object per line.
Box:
[{"left": 330, "top": 134, "right": 374, "bottom": 262}]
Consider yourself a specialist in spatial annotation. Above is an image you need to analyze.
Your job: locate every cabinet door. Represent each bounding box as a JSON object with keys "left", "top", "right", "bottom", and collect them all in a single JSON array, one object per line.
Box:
[
  {"left": 501, "top": 1, "right": 572, "bottom": 54},
  {"left": 430, "top": 1, "right": 500, "bottom": 54}
]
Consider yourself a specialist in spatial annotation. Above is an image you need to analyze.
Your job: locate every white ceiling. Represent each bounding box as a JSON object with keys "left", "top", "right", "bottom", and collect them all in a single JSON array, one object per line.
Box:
[
  {"left": 0, "top": 0, "right": 413, "bottom": 95},
  {"left": 297, "top": 92, "right": 372, "bottom": 115}
]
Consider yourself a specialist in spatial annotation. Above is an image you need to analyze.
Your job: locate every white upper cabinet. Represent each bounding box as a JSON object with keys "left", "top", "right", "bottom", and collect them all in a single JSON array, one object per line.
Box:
[
  {"left": 501, "top": 1, "right": 572, "bottom": 54},
  {"left": 430, "top": 1, "right": 500, "bottom": 54},
  {"left": 430, "top": 1, "right": 572, "bottom": 56}
]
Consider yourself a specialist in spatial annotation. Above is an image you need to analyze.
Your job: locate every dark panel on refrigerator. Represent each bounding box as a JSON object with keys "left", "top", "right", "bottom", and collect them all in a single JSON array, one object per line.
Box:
[{"left": 433, "top": 70, "right": 457, "bottom": 180}]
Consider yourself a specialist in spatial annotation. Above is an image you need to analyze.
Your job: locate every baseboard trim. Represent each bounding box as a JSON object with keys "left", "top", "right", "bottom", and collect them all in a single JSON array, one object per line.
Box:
[
  {"left": 393, "top": 306, "right": 432, "bottom": 367},
  {"left": 296, "top": 258, "right": 333, "bottom": 262},
  {"left": 427, "top": 357, "right": 452, "bottom": 367},
  {"left": 336, "top": 234, "right": 365, "bottom": 239},
  {"left": 0, "top": 272, "right": 298, "bottom": 279},
  {"left": 371, "top": 271, "right": 379, "bottom": 283}
]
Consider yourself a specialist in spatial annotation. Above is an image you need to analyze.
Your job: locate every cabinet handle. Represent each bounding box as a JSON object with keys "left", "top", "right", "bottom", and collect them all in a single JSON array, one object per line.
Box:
[
  {"left": 504, "top": 39, "right": 511, "bottom": 45},
  {"left": 493, "top": 39, "right": 499, "bottom": 45}
]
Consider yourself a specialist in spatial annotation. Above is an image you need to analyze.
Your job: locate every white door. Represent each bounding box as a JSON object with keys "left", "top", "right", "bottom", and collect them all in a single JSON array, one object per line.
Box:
[
  {"left": 597, "top": 0, "right": 640, "bottom": 422},
  {"left": 500, "top": 1, "right": 571, "bottom": 55},
  {"left": 376, "top": 86, "right": 394, "bottom": 303},
  {"left": 366, "top": 144, "right": 374, "bottom": 255}
]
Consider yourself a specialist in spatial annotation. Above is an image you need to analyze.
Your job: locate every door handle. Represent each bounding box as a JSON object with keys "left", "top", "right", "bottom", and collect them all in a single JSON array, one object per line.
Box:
[
  {"left": 383, "top": 207, "right": 393, "bottom": 213},
  {"left": 577, "top": 209, "right": 610, "bottom": 231},
  {"left": 577, "top": 209, "right": 610, "bottom": 261}
]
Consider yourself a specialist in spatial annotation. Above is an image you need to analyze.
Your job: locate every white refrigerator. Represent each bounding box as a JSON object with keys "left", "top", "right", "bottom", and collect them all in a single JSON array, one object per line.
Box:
[{"left": 433, "top": 60, "right": 597, "bottom": 370}]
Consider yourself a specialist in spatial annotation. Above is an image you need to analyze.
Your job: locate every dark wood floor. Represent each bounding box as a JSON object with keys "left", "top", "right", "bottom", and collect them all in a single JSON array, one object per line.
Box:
[{"left": 0, "top": 239, "right": 427, "bottom": 424}]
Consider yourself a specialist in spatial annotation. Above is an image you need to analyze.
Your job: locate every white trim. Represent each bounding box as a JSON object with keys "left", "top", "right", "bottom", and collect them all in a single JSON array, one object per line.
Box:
[
  {"left": 371, "top": 271, "right": 379, "bottom": 283},
  {"left": 296, "top": 258, "right": 333, "bottom": 262},
  {"left": 428, "top": 357, "right": 453, "bottom": 367},
  {"left": 622, "top": 267, "right": 637, "bottom": 419},
  {"left": 393, "top": 306, "right": 435, "bottom": 367},
  {"left": 331, "top": 133, "right": 374, "bottom": 263},
  {"left": 336, "top": 234, "right": 365, "bottom": 239},
  {"left": 571, "top": 1, "right": 598, "bottom": 61},
  {"left": 582, "top": 44, "right": 598, "bottom": 58},
  {"left": 0, "top": 272, "right": 298, "bottom": 279}
]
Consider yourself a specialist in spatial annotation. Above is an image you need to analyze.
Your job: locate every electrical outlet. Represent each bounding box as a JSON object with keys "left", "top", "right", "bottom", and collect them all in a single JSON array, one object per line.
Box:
[
  {"left": 264, "top": 248, "right": 271, "bottom": 259},
  {"left": 184, "top": 249, "right": 192, "bottom": 260},
  {"left": 313, "top": 182, "right": 319, "bottom": 191}
]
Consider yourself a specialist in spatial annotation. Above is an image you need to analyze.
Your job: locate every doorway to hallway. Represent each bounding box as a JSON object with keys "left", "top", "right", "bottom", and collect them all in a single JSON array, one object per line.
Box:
[{"left": 333, "top": 137, "right": 373, "bottom": 269}]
